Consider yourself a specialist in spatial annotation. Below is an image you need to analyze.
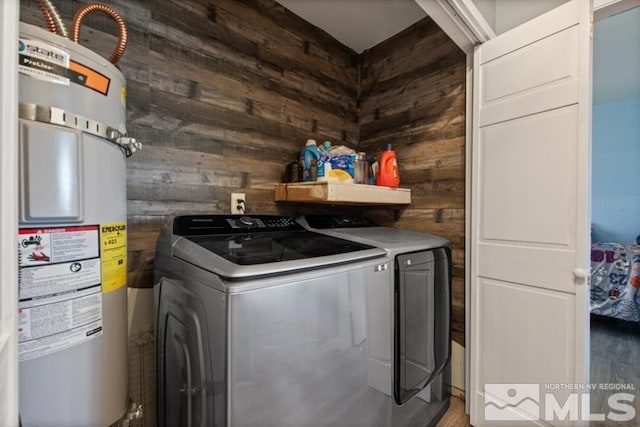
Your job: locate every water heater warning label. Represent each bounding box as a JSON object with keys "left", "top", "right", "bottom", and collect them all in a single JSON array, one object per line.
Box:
[
  {"left": 19, "top": 225, "right": 99, "bottom": 267},
  {"left": 17, "top": 226, "right": 102, "bottom": 361}
]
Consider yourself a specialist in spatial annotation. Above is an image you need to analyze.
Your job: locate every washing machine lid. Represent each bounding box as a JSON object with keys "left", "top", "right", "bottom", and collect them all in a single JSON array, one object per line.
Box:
[
  {"left": 298, "top": 215, "right": 451, "bottom": 252},
  {"left": 170, "top": 215, "right": 386, "bottom": 279}
]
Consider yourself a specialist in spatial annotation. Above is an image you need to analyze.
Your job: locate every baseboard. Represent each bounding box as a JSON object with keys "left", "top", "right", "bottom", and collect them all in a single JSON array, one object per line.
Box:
[{"left": 451, "top": 385, "right": 465, "bottom": 400}]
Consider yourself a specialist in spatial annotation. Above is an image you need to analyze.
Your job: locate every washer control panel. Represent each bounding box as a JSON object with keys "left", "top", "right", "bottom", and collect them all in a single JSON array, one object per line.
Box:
[{"left": 173, "top": 214, "right": 303, "bottom": 235}]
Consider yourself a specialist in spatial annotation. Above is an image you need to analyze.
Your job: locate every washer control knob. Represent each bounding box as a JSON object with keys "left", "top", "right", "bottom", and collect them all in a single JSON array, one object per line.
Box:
[{"left": 239, "top": 216, "right": 255, "bottom": 226}]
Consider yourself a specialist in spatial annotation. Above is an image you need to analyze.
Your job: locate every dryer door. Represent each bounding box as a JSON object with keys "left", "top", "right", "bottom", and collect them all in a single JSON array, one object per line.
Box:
[{"left": 394, "top": 248, "right": 451, "bottom": 405}]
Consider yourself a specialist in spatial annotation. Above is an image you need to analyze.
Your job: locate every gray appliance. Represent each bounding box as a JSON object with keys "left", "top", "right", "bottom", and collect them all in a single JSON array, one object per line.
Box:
[
  {"left": 155, "top": 214, "right": 450, "bottom": 427},
  {"left": 298, "top": 214, "right": 452, "bottom": 417}
]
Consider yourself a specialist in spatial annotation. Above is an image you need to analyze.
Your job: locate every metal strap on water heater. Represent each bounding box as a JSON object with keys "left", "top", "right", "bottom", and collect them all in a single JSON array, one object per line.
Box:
[{"left": 19, "top": 102, "right": 141, "bottom": 156}]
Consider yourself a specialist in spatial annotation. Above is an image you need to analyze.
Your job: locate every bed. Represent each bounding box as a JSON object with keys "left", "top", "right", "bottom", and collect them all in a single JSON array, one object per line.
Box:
[{"left": 590, "top": 242, "right": 640, "bottom": 322}]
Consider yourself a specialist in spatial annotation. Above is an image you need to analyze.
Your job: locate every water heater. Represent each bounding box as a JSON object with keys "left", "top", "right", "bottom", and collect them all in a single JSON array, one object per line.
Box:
[{"left": 17, "top": 14, "right": 139, "bottom": 426}]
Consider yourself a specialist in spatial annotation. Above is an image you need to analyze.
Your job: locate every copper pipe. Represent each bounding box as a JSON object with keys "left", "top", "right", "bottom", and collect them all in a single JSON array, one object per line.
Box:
[
  {"left": 71, "top": 3, "right": 128, "bottom": 66},
  {"left": 36, "top": 0, "right": 58, "bottom": 34},
  {"left": 37, "top": 0, "right": 69, "bottom": 37}
]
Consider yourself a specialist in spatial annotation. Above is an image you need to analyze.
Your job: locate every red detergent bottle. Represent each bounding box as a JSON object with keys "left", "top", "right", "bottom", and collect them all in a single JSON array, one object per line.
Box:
[{"left": 376, "top": 144, "right": 400, "bottom": 187}]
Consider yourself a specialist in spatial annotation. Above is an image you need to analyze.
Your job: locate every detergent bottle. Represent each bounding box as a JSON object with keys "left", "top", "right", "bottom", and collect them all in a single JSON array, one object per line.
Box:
[
  {"left": 299, "top": 139, "right": 320, "bottom": 181},
  {"left": 376, "top": 144, "right": 400, "bottom": 187}
]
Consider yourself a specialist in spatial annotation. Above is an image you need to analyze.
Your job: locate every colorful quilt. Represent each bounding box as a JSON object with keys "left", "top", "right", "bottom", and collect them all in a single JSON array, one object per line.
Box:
[{"left": 590, "top": 242, "right": 640, "bottom": 322}]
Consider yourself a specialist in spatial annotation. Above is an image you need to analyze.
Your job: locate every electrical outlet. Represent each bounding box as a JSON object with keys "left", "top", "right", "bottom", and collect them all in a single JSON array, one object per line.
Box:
[{"left": 231, "top": 193, "right": 246, "bottom": 214}]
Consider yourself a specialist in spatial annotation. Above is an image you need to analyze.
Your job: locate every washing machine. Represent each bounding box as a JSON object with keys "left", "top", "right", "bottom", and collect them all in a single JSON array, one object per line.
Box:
[
  {"left": 154, "top": 214, "right": 450, "bottom": 427},
  {"left": 297, "top": 214, "right": 452, "bottom": 421}
]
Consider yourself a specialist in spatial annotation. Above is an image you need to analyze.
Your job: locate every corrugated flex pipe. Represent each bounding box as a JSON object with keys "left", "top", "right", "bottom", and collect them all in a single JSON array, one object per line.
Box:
[
  {"left": 71, "top": 3, "right": 128, "bottom": 66},
  {"left": 36, "top": 0, "right": 68, "bottom": 37}
]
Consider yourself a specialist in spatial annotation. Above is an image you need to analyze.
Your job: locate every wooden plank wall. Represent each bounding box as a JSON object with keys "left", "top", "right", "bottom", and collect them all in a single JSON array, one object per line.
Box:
[
  {"left": 20, "top": 1, "right": 465, "bottom": 343},
  {"left": 21, "top": 0, "right": 361, "bottom": 290},
  {"left": 20, "top": 2, "right": 467, "bottom": 422},
  {"left": 358, "top": 18, "right": 467, "bottom": 345}
]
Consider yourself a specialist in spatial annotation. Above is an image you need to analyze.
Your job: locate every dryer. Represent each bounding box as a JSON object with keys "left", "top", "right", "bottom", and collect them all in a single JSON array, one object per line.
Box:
[
  {"left": 297, "top": 214, "right": 452, "bottom": 419},
  {"left": 155, "top": 214, "right": 449, "bottom": 427}
]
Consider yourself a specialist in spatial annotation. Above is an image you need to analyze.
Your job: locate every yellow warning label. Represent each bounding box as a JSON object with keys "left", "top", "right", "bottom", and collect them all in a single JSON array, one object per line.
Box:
[
  {"left": 120, "top": 85, "right": 127, "bottom": 106},
  {"left": 100, "top": 222, "right": 127, "bottom": 293}
]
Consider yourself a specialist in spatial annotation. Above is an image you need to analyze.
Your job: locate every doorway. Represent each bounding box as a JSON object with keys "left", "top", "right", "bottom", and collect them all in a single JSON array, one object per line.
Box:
[{"left": 589, "top": 2, "right": 640, "bottom": 423}]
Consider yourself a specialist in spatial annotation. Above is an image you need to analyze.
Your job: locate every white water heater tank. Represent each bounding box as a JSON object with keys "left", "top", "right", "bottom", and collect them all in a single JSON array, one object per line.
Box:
[{"left": 17, "top": 21, "right": 138, "bottom": 426}]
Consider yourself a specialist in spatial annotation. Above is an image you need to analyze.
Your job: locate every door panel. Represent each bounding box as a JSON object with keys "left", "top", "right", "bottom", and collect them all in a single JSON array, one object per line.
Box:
[
  {"left": 479, "top": 26, "right": 580, "bottom": 127},
  {"left": 480, "top": 106, "right": 578, "bottom": 246},
  {"left": 480, "top": 279, "right": 575, "bottom": 387},
  {"left": 471, "top": 0, "right": 591, "bottom": 425},
  {"left": 478, "top": 244, "right": 576, "bottom": 293},
  {"left": 478, "top": 0, "right": 580, "bottom": 63},
  {"left": 480, "top": 279, "right": 576, "bottom": 422}
]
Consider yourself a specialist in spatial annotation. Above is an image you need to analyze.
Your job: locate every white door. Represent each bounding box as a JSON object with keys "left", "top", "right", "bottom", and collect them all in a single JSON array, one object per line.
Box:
[
  {"left": 0, "top": 1, "right": 19, "bottom": 426},
  {"left": 470, "top": 0, "right": 591, "bottom": 425}
]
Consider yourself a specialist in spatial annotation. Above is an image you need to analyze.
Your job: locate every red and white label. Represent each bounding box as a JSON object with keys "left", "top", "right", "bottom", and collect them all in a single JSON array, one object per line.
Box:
[
  {"left": 18, "top": 225, "right": 99, "bottom": 267},
  {"left": 17, "top": 225, "right": 102, "bottom": 361}
]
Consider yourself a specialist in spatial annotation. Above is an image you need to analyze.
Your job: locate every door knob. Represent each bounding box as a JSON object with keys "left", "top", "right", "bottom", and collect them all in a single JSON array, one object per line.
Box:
[{"left": 573, "top": 268, "right": 587, "bottom": 282}]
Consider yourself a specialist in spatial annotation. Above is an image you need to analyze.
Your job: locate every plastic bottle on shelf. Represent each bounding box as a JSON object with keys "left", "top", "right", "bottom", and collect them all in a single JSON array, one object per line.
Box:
[
  {"left": 376, "top": 144, "right": 400, "bottom": 187},
  {"left": 299, "top": 139, "right": 320, "bottom": 181}
]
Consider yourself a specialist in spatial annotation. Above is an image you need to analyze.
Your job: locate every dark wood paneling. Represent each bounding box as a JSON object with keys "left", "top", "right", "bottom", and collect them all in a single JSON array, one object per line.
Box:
[
  {"left": 21, "top": 0, "right": 360, "bottom": 292},
  {"left": 20, "top": 1, "right": 466, "bottom": 347},
  {"left": 360, "top": 18, "right": 466, "bottom": 345}
]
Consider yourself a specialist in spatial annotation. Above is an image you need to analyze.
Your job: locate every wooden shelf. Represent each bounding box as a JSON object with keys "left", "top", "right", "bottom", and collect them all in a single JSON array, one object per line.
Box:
[{"left": 275, "top": 182, "right": 411, "bottom": 205}]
